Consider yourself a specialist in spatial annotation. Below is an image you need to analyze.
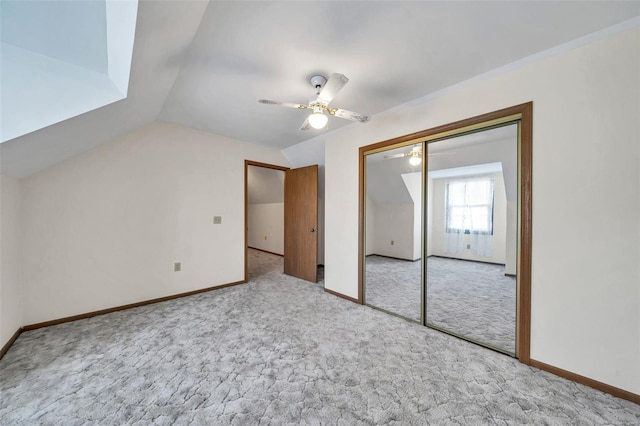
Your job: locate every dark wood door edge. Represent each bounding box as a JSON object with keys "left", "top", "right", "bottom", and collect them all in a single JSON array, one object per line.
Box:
[
  {"left": 324, "top": 287, "right": 360, "bottom": 304},
  {"left": 529, "top": 359, "right": 640, "bottom": 405},
  {"left": 21, "top": 280, "right": 246, "bottom": 332},
  {"left": 248, "top": 246, "right": 284, "bottom": 257},
  {"left": 0, "top": 328, "right": 23, "bottom": 360},
  {"left": 245, "top": 160, "right": 290, "bottom": 171}
]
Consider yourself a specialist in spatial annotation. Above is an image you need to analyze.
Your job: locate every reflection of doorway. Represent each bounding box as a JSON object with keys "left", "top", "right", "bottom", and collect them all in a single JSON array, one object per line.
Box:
[
  {"left": 244, "top": 161, "right": 320, "bottom": 283},
  {"left": 359, "top": 102, "right": 532, "bottom": 362}
]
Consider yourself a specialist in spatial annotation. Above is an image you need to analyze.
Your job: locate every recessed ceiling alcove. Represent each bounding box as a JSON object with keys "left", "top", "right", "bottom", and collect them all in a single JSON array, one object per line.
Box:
[{"left": 0, "top": 0, "right": 138, "bottom": 142}]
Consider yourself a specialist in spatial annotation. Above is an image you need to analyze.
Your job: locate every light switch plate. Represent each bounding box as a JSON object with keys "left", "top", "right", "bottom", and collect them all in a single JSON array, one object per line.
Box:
[
  {"left": 213, "top": 216, "right": 222, "bottom": 224},
  {"left": 174, "top": 262, "right": 181, "bottom": 272}
]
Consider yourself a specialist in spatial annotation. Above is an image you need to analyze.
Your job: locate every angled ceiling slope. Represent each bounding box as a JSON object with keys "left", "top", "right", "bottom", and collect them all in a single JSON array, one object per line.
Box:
[{"left": 0, "top": 0, "right": 138, "bottom": 142}]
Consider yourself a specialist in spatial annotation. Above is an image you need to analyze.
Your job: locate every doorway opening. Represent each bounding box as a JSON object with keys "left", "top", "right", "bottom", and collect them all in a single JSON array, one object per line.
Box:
[
  {"left": 244, "top": 160, "right": 320, "bottom": 284},
  {"left": 359, "top": 102, "right": 532, "bottom": 362},
  {"left": 245, "top": 161, "right": 288, "bottom": 282}
]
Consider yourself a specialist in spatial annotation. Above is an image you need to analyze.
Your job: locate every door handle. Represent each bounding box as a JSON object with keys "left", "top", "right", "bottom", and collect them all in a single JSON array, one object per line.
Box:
[{"left": 311, "top": 228, "right": 316, "bottom": 233}]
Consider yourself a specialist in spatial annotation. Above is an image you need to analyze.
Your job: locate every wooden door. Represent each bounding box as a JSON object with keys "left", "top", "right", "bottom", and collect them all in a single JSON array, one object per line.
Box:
[{"left": 284, "top": 165, "right": 318, "bottom": 282}]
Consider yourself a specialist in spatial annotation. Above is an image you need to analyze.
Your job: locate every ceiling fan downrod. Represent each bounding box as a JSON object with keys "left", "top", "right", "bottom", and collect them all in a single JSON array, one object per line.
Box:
[{"left": 309, "top": 75, "right": 327, "bottom": 94}]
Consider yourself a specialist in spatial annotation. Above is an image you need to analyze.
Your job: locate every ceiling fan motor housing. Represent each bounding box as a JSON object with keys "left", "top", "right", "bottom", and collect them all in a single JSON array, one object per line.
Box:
[{"left": 309, "top": 75, "right": 327, "bottom": 91}]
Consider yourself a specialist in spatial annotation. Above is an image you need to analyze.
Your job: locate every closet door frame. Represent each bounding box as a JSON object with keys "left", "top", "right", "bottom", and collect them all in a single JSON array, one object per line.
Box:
[{"left": 358, "top": 102, "right": 532, "bottom": 362}]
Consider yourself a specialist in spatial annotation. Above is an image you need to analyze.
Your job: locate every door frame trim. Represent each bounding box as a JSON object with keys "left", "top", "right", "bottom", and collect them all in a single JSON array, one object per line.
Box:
[
  {"left": 357, "top": 102, "right": 533, "bottom": 363},
  {"left": 244, "top": 160, "right": 289, "bottom": 282}
]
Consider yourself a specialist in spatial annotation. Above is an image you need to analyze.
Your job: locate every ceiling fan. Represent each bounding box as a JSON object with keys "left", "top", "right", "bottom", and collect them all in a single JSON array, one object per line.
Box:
[
  {"left": 258, "top": 73, "right": 369, "bottom": 130},
  {"left": 384, "top": 145, "right": 454, "bottom": 166}
]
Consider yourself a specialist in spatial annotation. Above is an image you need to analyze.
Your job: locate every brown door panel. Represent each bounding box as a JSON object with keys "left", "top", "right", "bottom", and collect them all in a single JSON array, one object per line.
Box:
[{"left": 284, "top": 165, "right": 318, "bottom": 282}]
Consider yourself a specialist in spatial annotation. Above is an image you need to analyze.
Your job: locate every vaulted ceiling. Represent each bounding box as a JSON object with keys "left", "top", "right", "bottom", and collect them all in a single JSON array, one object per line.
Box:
[{"left": 2, "top": 1, "right": 639, "bottom": 178}]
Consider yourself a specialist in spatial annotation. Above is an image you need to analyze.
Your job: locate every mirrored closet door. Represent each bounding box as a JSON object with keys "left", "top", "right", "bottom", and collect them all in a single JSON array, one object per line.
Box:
[
  {"left": 364, "top": 144, "right": 424, "bottom": 322},
  {"left": 425, "top": 124, "right": 518, "bottom": 354},
  {"left": 361, "top": 104, "right": 532, "bottom": 359},
  {"left": 361, "top": 122, "right": 521, "bottom": 355}
]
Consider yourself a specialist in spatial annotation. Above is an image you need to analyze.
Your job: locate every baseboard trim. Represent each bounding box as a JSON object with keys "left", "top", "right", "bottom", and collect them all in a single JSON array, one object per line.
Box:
[
  {"left": 529, "top": 359, "right": 640, "bottom": 405},
  {"left": 324, "top": 288, "right": 360, "bottom": 304},
  {"left": 366, "top": 254, "right": 420, "bottom": 262},
  {"left": 248, "top": 246, "right": 284, "bottom": 257},
  {"left": 22, "top": 280, "right": 246, "bottom": 332},
  {"left": 0, "top": 328, "right": 23, "bottom": 360},
  {"left": 430, "top": 254, "right": 505, "bottom": 266}
]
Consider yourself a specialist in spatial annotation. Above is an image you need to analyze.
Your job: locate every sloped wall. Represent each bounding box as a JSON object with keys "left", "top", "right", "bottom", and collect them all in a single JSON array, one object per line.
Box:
[{"left": 20, "top": 122, "right": 290, "bottom": 325}]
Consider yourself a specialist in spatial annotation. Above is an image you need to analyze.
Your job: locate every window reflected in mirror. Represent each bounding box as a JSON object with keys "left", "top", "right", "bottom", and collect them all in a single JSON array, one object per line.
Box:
[{"left": 426, "top": 124, "right": 518, "bottom": 354}]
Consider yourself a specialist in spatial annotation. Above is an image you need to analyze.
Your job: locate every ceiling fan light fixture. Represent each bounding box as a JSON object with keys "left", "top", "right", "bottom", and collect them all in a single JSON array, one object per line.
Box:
[
  {"left": 409, "top": 155, "right": 422, "bottom": 166},
  {"left": 308, "top": 112, "right": 328, "bottom": 129}
]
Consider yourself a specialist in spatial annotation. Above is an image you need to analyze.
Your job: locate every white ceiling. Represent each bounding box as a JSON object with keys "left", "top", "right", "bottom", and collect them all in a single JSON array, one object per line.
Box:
[
  {"left": 0, "top": 0, "right": 138, "bottom": 143},
  {"left": 2, "top": 1, "right": 639, "bottom": 178},
  {"left": 0, "top": 0, "right": 208, "bottom": 177}
]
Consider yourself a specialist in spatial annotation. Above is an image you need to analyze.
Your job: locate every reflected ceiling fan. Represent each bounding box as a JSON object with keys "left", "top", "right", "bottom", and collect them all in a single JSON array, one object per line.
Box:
[
  {"left": 258, "top": 73, "right": 369, "bottom": 130},
  {"left": 384, "top": 145, "right": 454, "bottom": 166}
]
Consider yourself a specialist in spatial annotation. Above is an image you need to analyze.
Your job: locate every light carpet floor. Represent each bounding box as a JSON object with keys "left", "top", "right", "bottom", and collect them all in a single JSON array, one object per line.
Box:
[
  {"left": 365, "top": 256, "right": 516, "bottom": 353},
  {"left": 0, "top": 249, "right": 638, "bottom": 424}
]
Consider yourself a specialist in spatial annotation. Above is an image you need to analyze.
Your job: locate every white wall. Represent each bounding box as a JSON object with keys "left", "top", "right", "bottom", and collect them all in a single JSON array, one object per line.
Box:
[
  {"left": 368, "top": 203, "right": 415, "bottom": 260},
  {"left": 429, "top": 172, "right": 508, "bottom": 264},
  {"left": 247, "top": 203, "right": 284, "bottom": 255},
  {"left": 20, "top": 122, "right": 290, "bottom": 325},
  {"left": 401, "top": 172, "right": 423, "bottom": 260},
  {"left": 365, "top": 195, "right": 375, "bottom": 255},
  {"left": 365, "top": 170, "right": 421, "bottom": 261},
  {"left": 0, "top": 175, "right": 22, "bottom": 349},
  {"left": 325, "top": 26, "right": 640, "bottom": 393},
  {"left": 317, "top": 196, "right": 325, "bottom": 266},
  {"left": 412, "top": 198, "right": 421, "bottom": 260},
  {"left": 247, "top": 166, "right": 284, "bottom": 255}
]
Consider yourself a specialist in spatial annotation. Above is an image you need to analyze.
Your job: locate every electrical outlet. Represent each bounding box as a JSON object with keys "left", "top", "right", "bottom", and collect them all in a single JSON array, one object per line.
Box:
[
  {"left": 213, "top": 216, "right": 222, "bottom": 224},
  {"left": 174, "top": 262, "right": 181, "bottom": 272},
  {"left": 466, "top": 244, "right": 471, "bottom": 249},
  {"left": 391, "top": 240, "right": 394, "bottom": 245},
  {"left": 264, "top": 235, "right": 267, "bottom": 240}
]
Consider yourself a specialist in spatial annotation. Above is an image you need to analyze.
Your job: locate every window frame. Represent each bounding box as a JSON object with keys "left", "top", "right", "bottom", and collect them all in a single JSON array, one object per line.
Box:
[{"left": 444, "top": 175, "right": 495, "bottom": 235}]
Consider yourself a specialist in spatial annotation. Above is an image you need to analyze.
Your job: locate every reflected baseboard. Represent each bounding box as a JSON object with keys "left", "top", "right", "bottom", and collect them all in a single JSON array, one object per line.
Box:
[
  {"left": 366, "top": 254, "right": 420, "bottom": 262},
  {"left": 430, "top": 254, "right": 505, "bottom": 267}
]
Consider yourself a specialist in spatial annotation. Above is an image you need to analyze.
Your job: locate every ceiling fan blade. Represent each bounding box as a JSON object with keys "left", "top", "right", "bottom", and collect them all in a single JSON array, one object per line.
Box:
[
  {"left": 258, "top": 99, "right": 307, "bottom": 109},
  {"left": 317, "top": 73, "right": 349, "bottom": 104},
  {"left": 382, "top": 151, "right": 455, "bottom": 159},
  {"left": 384, "top": 153, "right": 409, "bottom": 159},
  {"left": 332, "top": 108, "right": 370, "bottom": 123},
  {"left": 299, "top": 117, "right": 311, "bottom": 131}
]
